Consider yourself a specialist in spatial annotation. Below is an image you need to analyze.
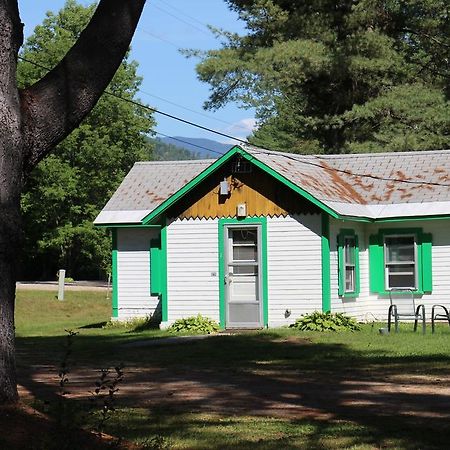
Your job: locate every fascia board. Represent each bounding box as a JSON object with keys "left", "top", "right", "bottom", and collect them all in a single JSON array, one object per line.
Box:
[{"left": 94, "top": 210, "right": 150, "bottom": 225}]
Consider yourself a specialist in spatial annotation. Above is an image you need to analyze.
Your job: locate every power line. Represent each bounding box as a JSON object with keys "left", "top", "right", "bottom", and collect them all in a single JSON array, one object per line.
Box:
[
  {"left": 17, "top": 55, "right": 450, "bottom": 188},
  {"left": 156, "top": 0, "right": 211, "bottom": 30},
  {"left": 149, "top": 3, "right": 211, "bottom": 37},
  {"left": 106, "top": 90, "right": 248, "bottom": 144},
  {"left": 154, "top": 131, "right": 225, "bottom": 157},
  {"left": 248, "top": 148, "right": 450, "bottom": 188},
  {"left": 18, "top": 55, "right": 248, "bottom": 144},
  {"left": 139, "top": 29, "right": 180, "bottom": 49},
  {"left": 138, "top": 89, "right": 252, "bottom": 132}
]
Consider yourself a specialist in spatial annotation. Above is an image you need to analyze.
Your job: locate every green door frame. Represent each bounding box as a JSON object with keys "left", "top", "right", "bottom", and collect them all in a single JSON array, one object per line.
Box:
[
  {"left": 218, "top": 217, "right": 268, "bottom": 329},
  {"left": 321, "top": 213, "right": 331, "bottom": 313}
]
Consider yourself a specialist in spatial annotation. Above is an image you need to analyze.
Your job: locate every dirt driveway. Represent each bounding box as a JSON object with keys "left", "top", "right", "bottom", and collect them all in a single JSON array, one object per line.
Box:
[{"left": 17, "top": 337, "right": 450, "bottom": 426}]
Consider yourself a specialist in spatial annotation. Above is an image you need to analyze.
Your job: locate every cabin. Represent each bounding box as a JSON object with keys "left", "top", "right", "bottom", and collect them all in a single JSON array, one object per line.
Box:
[{"left": 94, "top": 145, "right": 450, "bottom": 328}]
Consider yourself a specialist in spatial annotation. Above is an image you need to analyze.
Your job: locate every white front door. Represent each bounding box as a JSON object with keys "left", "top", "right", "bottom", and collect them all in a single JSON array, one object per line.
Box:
[{"left": 224, "top": 225, "right": 263, "bottom": 328}]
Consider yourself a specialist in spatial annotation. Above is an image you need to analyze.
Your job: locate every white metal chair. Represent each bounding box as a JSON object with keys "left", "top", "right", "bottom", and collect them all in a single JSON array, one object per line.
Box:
[
  {"left": 431, "top": 305, "right": 450, "bottom": 333},
  {"left": 388, "top": 288, "right": 426, "bottom": 334}
]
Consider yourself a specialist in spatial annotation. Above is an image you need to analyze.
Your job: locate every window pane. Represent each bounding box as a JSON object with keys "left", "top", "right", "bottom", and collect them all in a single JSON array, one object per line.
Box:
[
  {"left": 388, "top": 264, "right": 415, "bottom": 274},
  {"left": 385, "top": 236, "right": 415, "bottom": 263},
  {"left": 389, "top": 273, "right": 415, "bottom": 289},
  {"left": 232, "top": 229, "right": 257, "bottom": 245},
  {"left": 232, "top": 265, "right": 258, "bottom": 276},
  {"left": 345, "top": 267, "right": 355, "bottom": 292},
  {"left": 344, "top": 237, "right": 355, "bottom": 265},
  {"left": 233, "top": 246, "right": 257, "bottom": 261}
]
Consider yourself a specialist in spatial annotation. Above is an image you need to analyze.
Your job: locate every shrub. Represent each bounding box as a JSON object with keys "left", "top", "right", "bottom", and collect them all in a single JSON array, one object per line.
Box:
[
  {"left": 290, "top": 311, "right": 361, "bottom": 332},
  {"left": 103, "top": 315, "right": 153, "bottom": 331},
  {"left": 168, "top": 314, "right": 219, "bottom": 334}
]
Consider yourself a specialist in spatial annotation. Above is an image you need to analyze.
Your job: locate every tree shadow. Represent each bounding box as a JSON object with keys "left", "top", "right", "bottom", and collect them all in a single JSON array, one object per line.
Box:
[
  {"left": 15, "top": 330, "right": 450, "bottom": 449},
  {"left": 78, "top": 321, "right": 108, "bottom": 329}
]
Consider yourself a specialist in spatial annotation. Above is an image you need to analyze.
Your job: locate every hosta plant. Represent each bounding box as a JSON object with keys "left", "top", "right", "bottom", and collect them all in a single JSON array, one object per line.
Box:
[
  {"left": 290, "top": 311, "right": 361, "bottom": 332},
  {"left": 168, "top": 314, "right": 220, "bottom": 334}
]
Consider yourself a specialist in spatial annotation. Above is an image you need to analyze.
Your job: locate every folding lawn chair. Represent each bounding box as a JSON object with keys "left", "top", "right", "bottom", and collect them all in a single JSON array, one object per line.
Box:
[
  {"left": 388, "top": 288, "right": 426, "bottom": 334},
  {"left": 431, "top": 304, "right": 450, "bottom": 333}
]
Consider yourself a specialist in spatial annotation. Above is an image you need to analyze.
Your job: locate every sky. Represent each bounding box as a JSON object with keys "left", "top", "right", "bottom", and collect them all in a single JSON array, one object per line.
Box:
[{"left": 18, "top": 0, "right": 256, "bottom": 144}]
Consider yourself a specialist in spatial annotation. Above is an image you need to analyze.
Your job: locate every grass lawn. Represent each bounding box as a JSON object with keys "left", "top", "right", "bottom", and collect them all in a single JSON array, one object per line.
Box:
[{"left": 14, "top": 289, "right": 450, "bottom": 449}]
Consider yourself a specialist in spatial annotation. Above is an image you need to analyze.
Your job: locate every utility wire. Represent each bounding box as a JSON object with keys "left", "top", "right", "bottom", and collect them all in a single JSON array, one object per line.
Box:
[
  {"left": 139, "top": 89, "right": 252, "bottom": 131},
  {"left": 140, "top": 29, "right": 180, "bottom": 49},
  {"left": 18, "top": 55, "right": 450, "bottom": 188},
  {"left": 156, "top": 0, "right": 211, "bottom": 30},
  {"left": 106, "top": 89, "right": 246, "bottom": 144},
  {"left": 155, "top": 131, "right": 225, "bottom": 157},
  {"left": 150, "top": 3, "right": 211, "bottom": 37},
  {"left": 18, "top": 55, "right": 247, "bottom": 143}
]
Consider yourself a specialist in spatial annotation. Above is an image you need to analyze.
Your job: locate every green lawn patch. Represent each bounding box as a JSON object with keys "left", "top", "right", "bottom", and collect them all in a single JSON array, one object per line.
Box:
[{"left": 15, "top": 290, "right": 450, "bottom": 449}]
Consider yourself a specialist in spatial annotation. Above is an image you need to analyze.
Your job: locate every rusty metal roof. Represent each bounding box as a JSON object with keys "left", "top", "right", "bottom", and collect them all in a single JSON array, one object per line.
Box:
[
  {"left": 95, "top": 147, "right": 450, "bottom": 224},
  {"left": 95, "top": 160, "right": 213, "bottom": 224},
  {"left": 245, "top": 146, "right": 450, "bottom": 206}
]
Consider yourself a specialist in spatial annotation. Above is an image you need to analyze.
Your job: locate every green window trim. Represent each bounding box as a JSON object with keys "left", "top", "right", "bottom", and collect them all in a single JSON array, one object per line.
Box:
[
  {"left": 111, "top": 229, "right": 118, "bottom": 318},
  {"left": 218, "top": 217, "right": 268, "bottom": 329},
  {"left": 321, "top": 214, "right": 331, "bottom": 312},
  {"left": 150, "top": 237, "right": 163, "bottom": 296},
  {"left": 337, "top": 229, "right": 360, "bottom": 298},
  {"left": 160, "top": 221, "right": 168, "bottom": 322},
  {"left": 369, "top": 228, "right": 432, "bottom": 295},
  {"left": 148, "top": 222, "right": 168, "bottom": 322}
]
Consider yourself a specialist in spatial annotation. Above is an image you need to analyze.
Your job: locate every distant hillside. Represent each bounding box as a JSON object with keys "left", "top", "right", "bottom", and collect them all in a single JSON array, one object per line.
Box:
[
  {"left": 160, "top": 137, "right": 233, "bottom": 159},
  {"left": 151, "top": 137, "right": 202, "bottom": 161}
]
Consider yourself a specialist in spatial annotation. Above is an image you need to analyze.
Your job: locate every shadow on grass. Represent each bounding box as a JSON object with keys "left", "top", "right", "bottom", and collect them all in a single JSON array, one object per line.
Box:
[
  {"left": 78, "top": 321, "right": 108, "bottom": 329},
  {"left": 16, "top": 328, "right": 450, "bottom": 449}
]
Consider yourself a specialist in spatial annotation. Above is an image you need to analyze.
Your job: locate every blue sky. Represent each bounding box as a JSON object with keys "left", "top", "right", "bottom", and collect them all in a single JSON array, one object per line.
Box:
[{"left": 18, "top": 0, "right": 255, "bottom": 144}]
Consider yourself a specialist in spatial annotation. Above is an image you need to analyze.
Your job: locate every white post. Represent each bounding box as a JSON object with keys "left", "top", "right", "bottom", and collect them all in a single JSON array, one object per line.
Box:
[
  {"left": 58, "top": 269, "right": 66, "bottom": 301},
  {"left": 106, "top": 273, "right": 111, "bottom": 301}
]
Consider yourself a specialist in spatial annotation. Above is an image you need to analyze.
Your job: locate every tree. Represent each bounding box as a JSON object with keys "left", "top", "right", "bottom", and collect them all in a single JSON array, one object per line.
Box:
[
  {"left": 0, "top": 0, "right": 146, "bottom": 403},
  {"left": 192, "top": 0, "right": 450, "bottom": 153},
  {"left": 152, "top": 137, "right": 202, "bottom": 160},
  {"left": 17, "top": 1, "right": 155, "bottom": 280}
]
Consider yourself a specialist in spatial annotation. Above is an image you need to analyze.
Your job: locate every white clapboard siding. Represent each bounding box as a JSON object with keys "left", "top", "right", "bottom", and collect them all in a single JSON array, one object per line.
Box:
[
  {"left": 166, "top": 218, "right": 220, "bottom": 323},
  {"left": 267, "top": 214, "right": 322, "bottom": 327},
  {"left": 329, "top": 220, "right": 370, "bottom": 321},
  {"left": 365, "top": 219, "right": 450, "bottom": 320},
  {"left": 116, "top": 228, "right": 160, "bottom": 319}
]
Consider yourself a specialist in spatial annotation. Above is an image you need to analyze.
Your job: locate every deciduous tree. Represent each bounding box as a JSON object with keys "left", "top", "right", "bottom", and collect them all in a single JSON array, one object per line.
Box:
[
  {"left": 18, "top": 1, "right": 154, "bottom": 280},
  {"left": 0, "top": 0, "right": 146, "bottom": 403}
]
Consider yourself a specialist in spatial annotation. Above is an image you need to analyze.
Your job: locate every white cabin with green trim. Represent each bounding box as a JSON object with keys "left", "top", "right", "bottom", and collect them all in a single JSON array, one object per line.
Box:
[{"left": 95, "top": 145, "right": 450, "bottom": 328}]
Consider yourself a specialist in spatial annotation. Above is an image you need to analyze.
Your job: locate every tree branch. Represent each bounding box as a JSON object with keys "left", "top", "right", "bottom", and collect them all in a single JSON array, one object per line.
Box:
[
  {"left": 402, "top": 27, "right": 450, "bottom": 49},
  {"left": 20, "top": 0, "right": 146, "bottom": 174}
]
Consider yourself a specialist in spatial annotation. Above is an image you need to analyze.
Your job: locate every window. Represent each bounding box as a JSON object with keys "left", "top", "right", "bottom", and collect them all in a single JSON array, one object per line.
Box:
[
  {"left": 337, "top": 230, "right": 360, "bottom": 297},
  {"left": 369, "top": 228, "right": 433, "bottom": 294},
  {"left": 384, "top": 235, "right": 416, "bottom": 290}
]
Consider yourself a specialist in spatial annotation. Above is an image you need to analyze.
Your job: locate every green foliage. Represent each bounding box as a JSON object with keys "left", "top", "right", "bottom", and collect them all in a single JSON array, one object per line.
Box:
[
  {"left": 103, "top": 315, "right": 157, "bottom": 332},
  {"left": 151, "top": 137, "right": 202, "bottom": 160},
  {"left": 193, "top": 0, "right": 450, "bottom": 153},
  {"left": 168, "top": 314, "right": 220, "bottom": 334},
  {"left": 18, "top": 0, "right": 155, "bottom": 280},
  {"left": 290, "top": 311, "right": 361, "bottom": 332}
]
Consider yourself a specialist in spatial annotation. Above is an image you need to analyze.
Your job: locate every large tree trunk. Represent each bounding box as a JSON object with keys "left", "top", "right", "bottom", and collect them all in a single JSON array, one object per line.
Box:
[
  {"left": 0, "top": 208, "right": 21, "bottom": 403},
  {"left": 0, "top": 0, "right": 25, "bottom": 403},
  {"left": 0, "top": 0, "right": 146, "bottom": 403}
]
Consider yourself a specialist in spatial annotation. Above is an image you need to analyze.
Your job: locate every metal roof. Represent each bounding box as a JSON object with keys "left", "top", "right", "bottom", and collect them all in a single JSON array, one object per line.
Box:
[
  {"left": 94, "top": 147, "right": 450, "bottom": 224},
  {"left": 95, "top": 160, "right": 213, "bottom": 224}
]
